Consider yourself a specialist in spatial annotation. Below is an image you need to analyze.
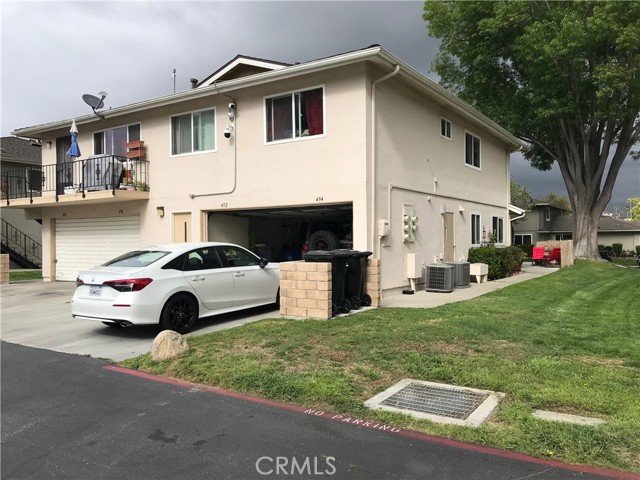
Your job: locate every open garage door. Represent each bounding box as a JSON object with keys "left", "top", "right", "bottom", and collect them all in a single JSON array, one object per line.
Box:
[
  {"left": 55, "top": 216, "right": 140, "bottom": 281},
  {"left": 207, "top": 203, "right": 352, "bottom": 262}
]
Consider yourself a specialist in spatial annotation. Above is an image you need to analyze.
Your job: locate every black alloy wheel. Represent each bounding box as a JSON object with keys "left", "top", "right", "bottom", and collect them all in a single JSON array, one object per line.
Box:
[{"left": 160, "top": 293, "right": 197, "bottom": 333}]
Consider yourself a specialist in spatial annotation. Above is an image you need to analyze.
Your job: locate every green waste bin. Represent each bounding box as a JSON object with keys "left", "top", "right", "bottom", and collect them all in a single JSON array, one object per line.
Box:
[{"left": 303, "top": 249, "right": 351, "bottom": 316}]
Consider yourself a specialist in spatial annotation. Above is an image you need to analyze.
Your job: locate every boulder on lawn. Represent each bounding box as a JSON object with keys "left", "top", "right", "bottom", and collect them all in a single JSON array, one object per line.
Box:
[{"left": 151, "top": 330, "right": 189, "bottom": 360}]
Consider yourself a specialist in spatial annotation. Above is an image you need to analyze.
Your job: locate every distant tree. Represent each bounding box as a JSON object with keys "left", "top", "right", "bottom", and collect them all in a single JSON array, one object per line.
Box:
[
  {"left": 630, "top": 197, "right": 640, "bottom": 221},
  {"left": 510, "top": 179, "right": 534, "bottom": 210},
  {"left": 543, "top": 192, "right": 571, "bottom": 210},
  {"left": 423, "top": 1, "right": 640, "bottom": 260}
]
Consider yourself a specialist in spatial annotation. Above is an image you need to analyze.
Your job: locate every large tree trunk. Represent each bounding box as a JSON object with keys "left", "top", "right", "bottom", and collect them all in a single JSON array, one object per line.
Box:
[{"left": 572, "top": 202, "right": 602, "bottom": 260}]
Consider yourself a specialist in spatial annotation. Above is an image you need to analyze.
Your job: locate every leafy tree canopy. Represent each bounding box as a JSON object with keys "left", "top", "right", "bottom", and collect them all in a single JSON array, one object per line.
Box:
[
  {"left": 542, "top": 192, "right": 571, "bottom": 210},
  {"left": 629, "top": 197, "right": 640, "bottom": 221},
  {"left": 510, "top": 179, "right": 534, "bottom": 210}
]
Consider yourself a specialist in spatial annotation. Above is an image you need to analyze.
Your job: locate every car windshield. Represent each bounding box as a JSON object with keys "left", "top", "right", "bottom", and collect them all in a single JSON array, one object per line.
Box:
[{"left": 102, "top": 250, "right": 170, "bottom": 267}]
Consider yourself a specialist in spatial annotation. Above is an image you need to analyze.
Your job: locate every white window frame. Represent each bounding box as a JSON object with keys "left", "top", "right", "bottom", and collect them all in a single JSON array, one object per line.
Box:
[
  {"left": 264, "top": 85, "right": 326, "bottom": 144},
  {"left": 492, "top": 216, "right": 505, "bottom": 244},
  {"left": 471, "top": 213, "right": 481, "bottom": 246},
  {"left": 170, "top": 107, "right": 216, "bottom": 157},
  {"left": 464, "top": 131, "right": 481, "bottom": 170},
  {"left": 440, "top": 117, "right": 452, "bottom": 139},
  {"left": 545, "top": 206, "right": 551, "bottom": 222}
]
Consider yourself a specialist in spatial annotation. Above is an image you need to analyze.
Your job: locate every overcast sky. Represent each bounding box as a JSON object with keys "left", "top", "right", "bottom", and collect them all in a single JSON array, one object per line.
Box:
[{"left": 1, "top": 1, "right": 637, "bottom": 211}]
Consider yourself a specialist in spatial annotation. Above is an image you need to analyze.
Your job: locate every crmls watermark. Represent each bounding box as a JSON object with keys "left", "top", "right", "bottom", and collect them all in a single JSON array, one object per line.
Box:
[{"left": 255, "top": 456, "right": 337, "bottom": 476}]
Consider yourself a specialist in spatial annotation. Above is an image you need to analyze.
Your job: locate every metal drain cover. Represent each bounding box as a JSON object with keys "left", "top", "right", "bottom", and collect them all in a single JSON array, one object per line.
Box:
[{"left": 365, "top": 379, "right": 504, "bottom": 427}]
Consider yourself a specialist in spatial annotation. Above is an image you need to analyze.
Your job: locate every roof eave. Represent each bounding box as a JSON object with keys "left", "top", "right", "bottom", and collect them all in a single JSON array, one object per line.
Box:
[{"left": 12, "top": 45, "right": 523, "bottom": 149}]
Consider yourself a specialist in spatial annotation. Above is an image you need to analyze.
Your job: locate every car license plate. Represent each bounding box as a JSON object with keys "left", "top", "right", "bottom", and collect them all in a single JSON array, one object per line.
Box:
[{"left": 89, "top": 286, "right": 102, "bottom": 297}]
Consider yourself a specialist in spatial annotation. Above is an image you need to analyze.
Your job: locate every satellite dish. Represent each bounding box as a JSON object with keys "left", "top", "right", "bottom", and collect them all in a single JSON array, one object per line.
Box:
[
  {"left": 82, "top": 91, "right": 107, "bottom": 118},
  {"left": 82, "top": 94, "right": 104, "bottom": 110}
]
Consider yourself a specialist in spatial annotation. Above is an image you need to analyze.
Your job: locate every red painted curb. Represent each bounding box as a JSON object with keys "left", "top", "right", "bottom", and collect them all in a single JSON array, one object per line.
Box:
[{"left": 104, "top": 365, "right": 638, "bottom": 480}]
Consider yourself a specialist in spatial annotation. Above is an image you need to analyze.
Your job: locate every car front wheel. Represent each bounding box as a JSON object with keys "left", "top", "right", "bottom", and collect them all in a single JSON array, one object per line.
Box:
[{"left": 160, "top": 293, "right": 197, "bottom": 333}]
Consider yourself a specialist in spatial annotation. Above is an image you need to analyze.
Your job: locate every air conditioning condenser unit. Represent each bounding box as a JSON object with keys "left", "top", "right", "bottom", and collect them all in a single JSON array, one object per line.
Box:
[{"left": 424, "top": 264, "right": 455, "bottom": 292}]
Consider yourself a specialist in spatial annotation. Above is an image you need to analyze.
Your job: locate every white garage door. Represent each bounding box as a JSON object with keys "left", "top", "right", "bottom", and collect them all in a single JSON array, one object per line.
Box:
[{"left": 55, "top": 216, "right": 141, "bottom": 281}]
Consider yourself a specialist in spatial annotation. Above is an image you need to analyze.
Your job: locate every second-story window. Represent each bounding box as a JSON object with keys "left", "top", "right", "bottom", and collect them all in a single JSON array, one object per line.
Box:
[
  {"left": 171, "top": 108, "right": 215, "bottom": 155},
  {"left": 94, "top": 124, "right": 140, "bottom": 156},
  {"left": 465, "top": 132, "right": 481, "bottom": 169},
  {"left": 441, "top": 118, "right": 452, "bottom": 139},
  {"left": 265, "top": 86, "right": 324, "bottom": 142}
]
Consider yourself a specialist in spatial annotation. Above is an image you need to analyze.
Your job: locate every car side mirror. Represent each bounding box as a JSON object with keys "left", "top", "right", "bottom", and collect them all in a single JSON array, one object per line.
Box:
[{"left": 259, "top": 258, "right": 268, "bottom": 269}]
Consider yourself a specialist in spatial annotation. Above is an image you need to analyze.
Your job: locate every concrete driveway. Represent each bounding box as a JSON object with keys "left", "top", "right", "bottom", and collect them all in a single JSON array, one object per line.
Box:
[
  {"left": 1, "top": 265, "right": 557, "bottom": 362},
  {"left": 0, "top": 280, "right": 280, "bottom": 362}
]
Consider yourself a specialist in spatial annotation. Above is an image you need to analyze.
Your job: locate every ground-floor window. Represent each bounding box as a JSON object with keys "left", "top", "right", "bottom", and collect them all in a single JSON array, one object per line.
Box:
[
  {"left": 514, "top": 234, "right": 533, "bottom": 245},
  {"left": 555, "top": 234, "right": 572, "bottom": 240},
  {"left": 492, "top": 216, "right": 504, "bottom": 244},
  {"left": 471, "top": 213, "right": 481, "bottom": 245}
]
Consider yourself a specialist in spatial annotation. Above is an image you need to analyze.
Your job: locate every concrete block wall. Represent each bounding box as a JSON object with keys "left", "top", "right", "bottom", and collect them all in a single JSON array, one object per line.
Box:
[
  {"left": 280, "top": 257, "right": 382, "bottom": 319},
  {"left": 1, "top": 254, "right": 9, "bottom": 285},
  {"left": 279, "top": 261, "right": 333, "bottom": 320},
  {"left": 366, "top": 258, "right": 381, "bottom": 307}
]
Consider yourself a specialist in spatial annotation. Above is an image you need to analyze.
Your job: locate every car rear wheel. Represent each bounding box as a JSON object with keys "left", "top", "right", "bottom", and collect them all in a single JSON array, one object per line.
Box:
[{"left": 160, "top": 293, "right": 197, "bottom": 333}]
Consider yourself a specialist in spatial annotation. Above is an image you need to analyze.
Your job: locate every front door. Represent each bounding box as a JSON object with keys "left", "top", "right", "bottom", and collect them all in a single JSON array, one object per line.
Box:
[
  {"left": 443, "top": 212, "right": 454, "bottom": 261},
  {"left": 173, "top": 212, "right": 192, "bottom": 242}
]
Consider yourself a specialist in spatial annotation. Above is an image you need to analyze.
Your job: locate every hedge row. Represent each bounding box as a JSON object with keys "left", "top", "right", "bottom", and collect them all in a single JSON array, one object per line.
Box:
[{"left": 468, "top": 246, "right": 526, "bottom": 280}]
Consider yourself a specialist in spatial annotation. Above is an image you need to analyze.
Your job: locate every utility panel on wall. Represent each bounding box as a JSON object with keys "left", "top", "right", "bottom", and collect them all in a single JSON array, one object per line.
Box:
[{"left": 402, "top": 204, "right": 418, "bottom": 243}]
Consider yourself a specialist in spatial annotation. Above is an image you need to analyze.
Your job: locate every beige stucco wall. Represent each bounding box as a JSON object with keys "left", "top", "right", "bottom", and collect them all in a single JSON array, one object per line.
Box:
[
  {"left": 598, "top": 232, "right": 640, "bottom": 251},
  {"left": 371, "top": 76, "right": 511, "bottom": 290}
]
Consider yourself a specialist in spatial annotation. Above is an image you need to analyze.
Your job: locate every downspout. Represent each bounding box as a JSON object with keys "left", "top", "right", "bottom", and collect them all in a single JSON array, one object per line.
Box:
[
  {"left": 189, "top": 83, "right": 237, "bottom": 198},
  {"left": 370, "top": 65, "right": 400, "bottom": 259}
]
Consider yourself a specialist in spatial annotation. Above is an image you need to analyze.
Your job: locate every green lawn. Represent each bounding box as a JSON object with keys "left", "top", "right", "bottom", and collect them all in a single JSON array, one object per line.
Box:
[
  {"left": 121, "top": 261, "right": 640, "bottom": 472},
  {"left": 9, "top": 270, "right": 42, "bottom": 282}
]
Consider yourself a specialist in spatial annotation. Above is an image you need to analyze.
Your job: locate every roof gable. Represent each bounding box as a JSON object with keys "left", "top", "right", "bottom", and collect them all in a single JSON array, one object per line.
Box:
[{"left": 197, "top": 55, "right": 290, "bottom": 87}]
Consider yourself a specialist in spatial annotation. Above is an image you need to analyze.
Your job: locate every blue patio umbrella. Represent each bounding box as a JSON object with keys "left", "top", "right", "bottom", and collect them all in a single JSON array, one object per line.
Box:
[{"left": 66, "top": 119, "right": 81, "bottom": 158}]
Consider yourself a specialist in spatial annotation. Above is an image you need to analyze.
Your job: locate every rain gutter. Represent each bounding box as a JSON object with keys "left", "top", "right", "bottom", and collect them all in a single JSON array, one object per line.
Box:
[{"left": 370, "top": 65, "right": 400, "bottom": 258}]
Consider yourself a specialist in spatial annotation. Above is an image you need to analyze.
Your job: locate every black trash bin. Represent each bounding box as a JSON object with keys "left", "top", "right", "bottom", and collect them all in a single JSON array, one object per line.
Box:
[
  {"left": 304, "top": 249, "right": 351, "bottom": 316},
  {"left": 345, "top": 251, "right": 373, "bottom": 309},
  {"left": 345, "top": 251, "right": 363, "bottom": 310},
  {"left": 359, "top": 251, "right": 373, "bottom": 306}
]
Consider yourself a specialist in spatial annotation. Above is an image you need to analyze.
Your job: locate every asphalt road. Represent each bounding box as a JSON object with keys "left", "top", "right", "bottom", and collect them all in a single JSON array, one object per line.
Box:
[{"left": 1, "top": 342, "right": 627, "bottom": 480}]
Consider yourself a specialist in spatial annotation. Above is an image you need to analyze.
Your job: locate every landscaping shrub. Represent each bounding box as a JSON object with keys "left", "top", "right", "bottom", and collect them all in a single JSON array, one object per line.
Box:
[
  {"left": 519, "top": 243, "right": 533, "bottom": 258},
  {"left": 506, "top": 245, "right": 526, "bottom": 271},
  {"left": 468, "top": 246, "right": 517, "bottom": 280},
  {"left": 612, "top": 243, "right": 623, "bottom": 257}
]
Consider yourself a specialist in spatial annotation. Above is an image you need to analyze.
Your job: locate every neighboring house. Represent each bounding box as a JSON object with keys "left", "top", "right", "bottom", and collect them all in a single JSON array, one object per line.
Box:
[
  {"left": 0, "top": 137, "right": 43, "bottom": 267},
  {"left": 512, "top": 202, "right": 640, "bottom": 251},
  {"left": 2, "top": 45, "right": 522, "bottom": 290}
]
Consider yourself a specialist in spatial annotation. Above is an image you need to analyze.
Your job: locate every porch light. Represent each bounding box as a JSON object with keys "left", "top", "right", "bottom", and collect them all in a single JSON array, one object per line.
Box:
[{"left": 157, "top": 206, "right": 165, "bottom": 218}]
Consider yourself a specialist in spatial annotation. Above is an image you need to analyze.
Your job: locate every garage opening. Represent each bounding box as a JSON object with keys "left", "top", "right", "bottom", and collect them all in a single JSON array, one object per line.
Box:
[{"left": 206, "top": 203, "right": 353, "bottom": 262}]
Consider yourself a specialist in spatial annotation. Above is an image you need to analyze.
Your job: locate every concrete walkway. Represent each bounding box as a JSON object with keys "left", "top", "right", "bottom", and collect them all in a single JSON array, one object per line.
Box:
[{"left": 382, "top": 265, "right": 557, "bottom": 308}]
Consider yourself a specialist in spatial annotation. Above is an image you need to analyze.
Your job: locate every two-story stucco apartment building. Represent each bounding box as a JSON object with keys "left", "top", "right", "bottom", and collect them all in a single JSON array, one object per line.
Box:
[{"left": 3, "top": 45, "right": 522, "bottom": 291}]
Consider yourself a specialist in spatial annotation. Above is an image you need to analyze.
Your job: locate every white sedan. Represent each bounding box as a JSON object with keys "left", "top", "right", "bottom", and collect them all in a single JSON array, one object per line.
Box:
[{"left": 72, "top": 242, "right": 280, "bottom": 333}]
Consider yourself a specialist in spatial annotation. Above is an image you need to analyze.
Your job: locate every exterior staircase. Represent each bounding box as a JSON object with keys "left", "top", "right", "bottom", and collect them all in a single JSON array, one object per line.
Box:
[{"left": 1, "top": 219, "right": 41, "bottom": 269}]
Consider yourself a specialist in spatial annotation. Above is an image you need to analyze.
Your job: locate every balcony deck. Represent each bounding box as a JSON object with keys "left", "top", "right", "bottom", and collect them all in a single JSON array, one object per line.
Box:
[{"left": 2, "top": 155, "right": 150, "bottom": 209}]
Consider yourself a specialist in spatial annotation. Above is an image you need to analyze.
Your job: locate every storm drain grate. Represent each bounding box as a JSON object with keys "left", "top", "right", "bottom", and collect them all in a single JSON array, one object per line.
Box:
[
  {"left": 380, "top": 382, "right": 488, "bottom": 420},
  {"left": 365, "top": 379, "right": 505, "bottom": 427}
]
